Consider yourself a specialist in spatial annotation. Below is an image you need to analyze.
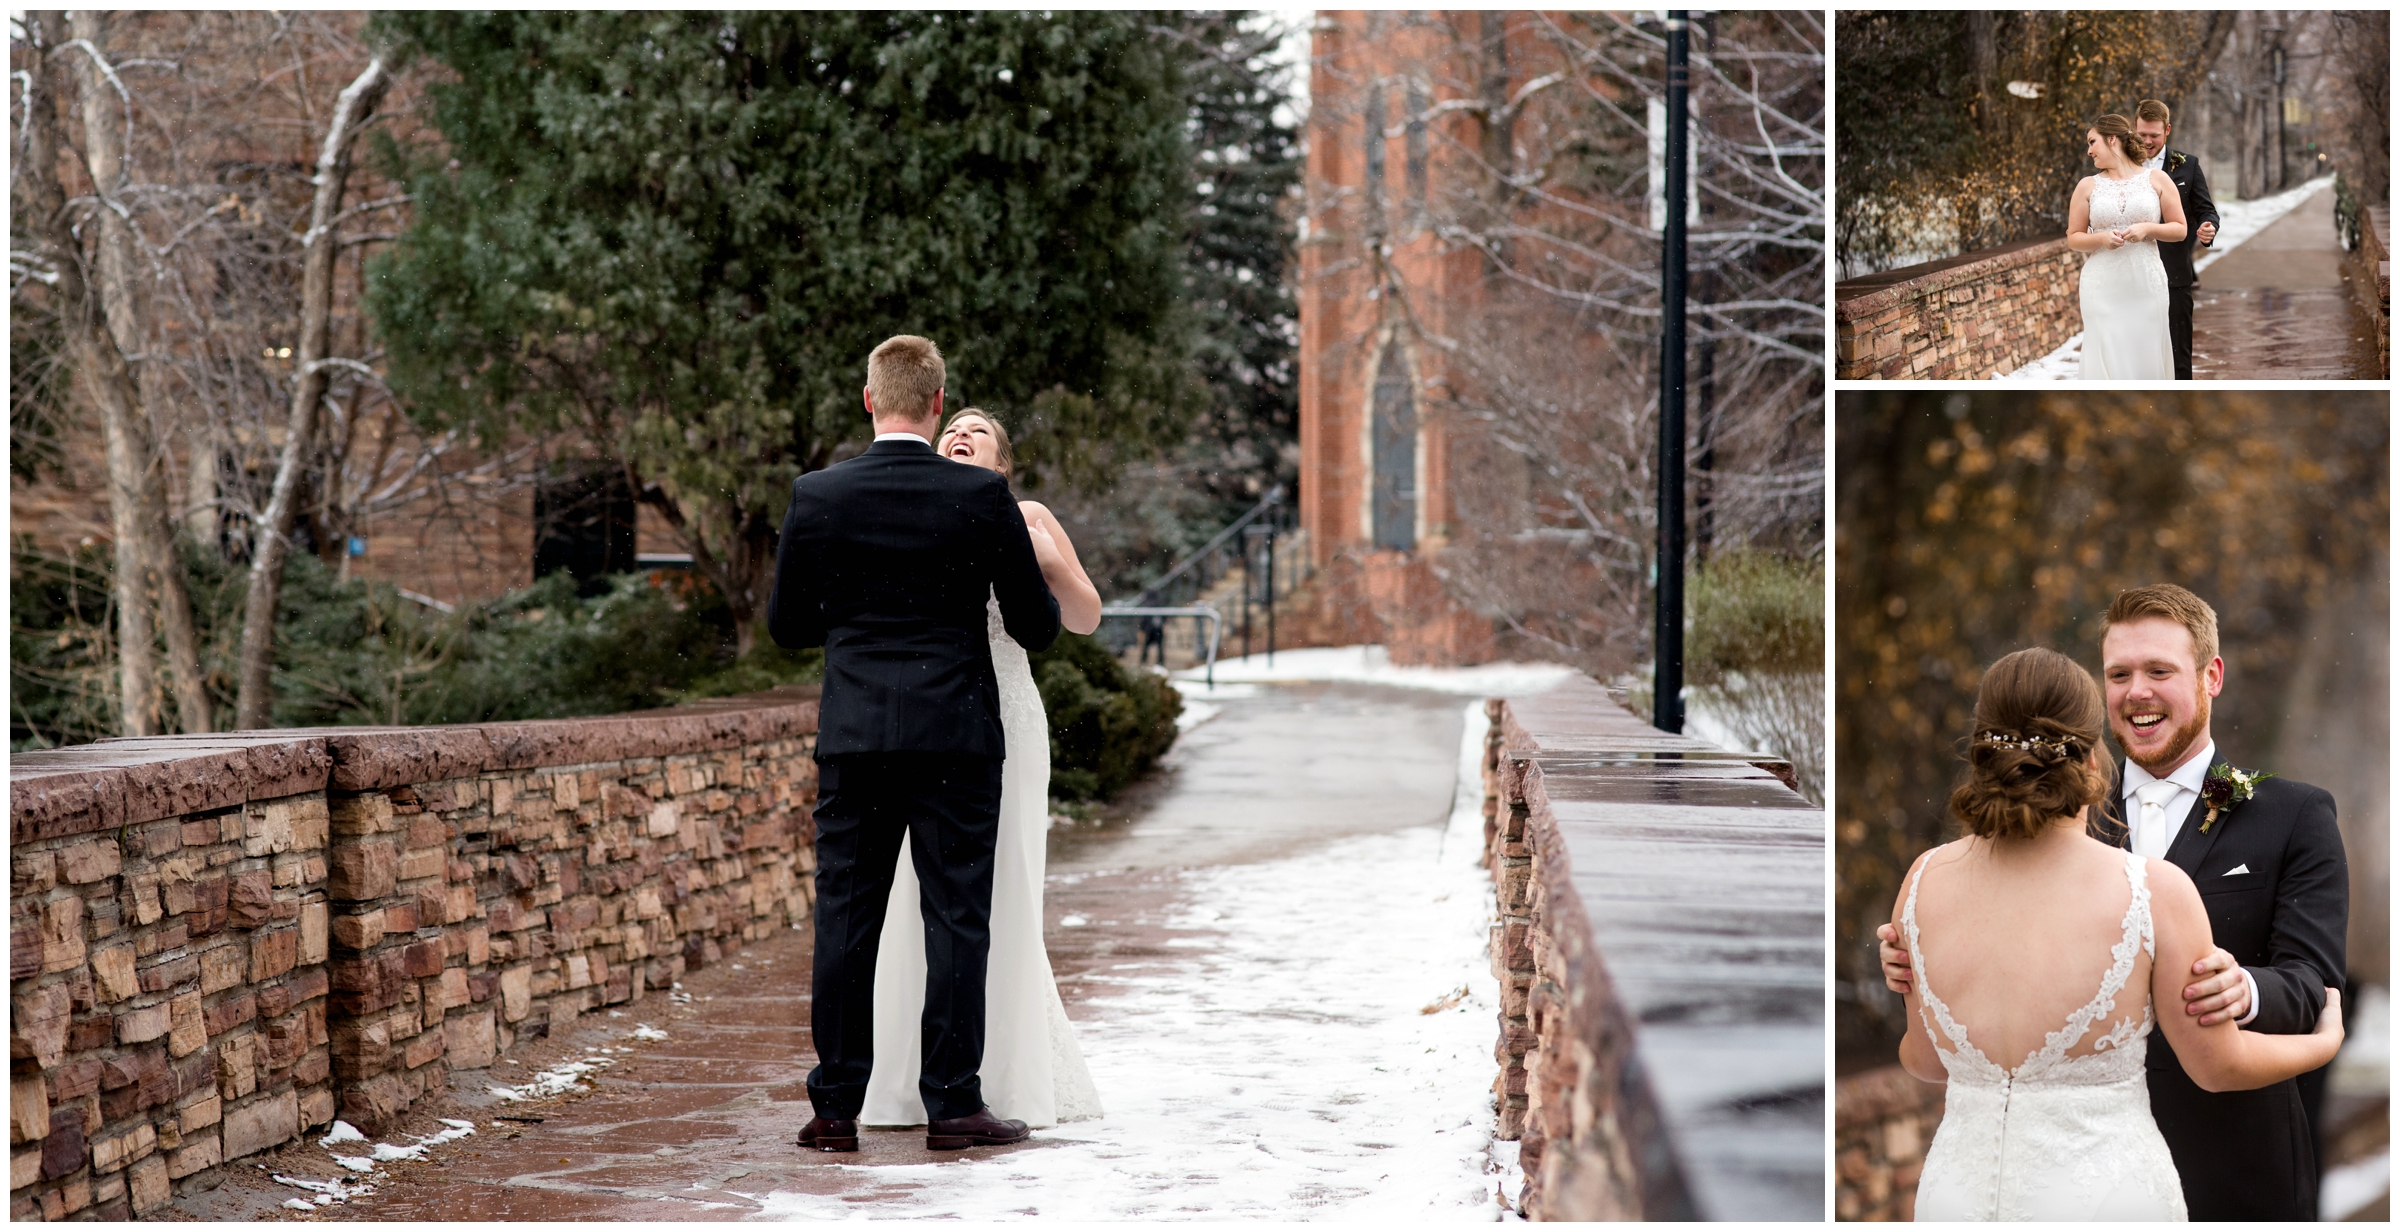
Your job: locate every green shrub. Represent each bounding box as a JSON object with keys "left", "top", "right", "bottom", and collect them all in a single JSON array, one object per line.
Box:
[
  {"left": 1030, "top": 632, "right": 1182, "bottom": 802},
  {"left": 1687, "top": 549, "right": 1824, "bottom": 684}
]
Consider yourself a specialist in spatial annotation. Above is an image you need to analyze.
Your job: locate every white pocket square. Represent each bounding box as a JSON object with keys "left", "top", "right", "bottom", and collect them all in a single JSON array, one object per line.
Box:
[{"left": 2223, "top": 864, "right": 2251, "bottom": 876}]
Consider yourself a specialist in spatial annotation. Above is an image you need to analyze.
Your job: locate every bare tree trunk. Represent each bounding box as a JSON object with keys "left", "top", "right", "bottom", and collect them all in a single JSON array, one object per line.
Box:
[
  {"left": 232, "top": 56, "right": 390, "bottom": 729},
  {"left": 64, "top": 9, "right": 214, "bottom": 734},
  {"left": 21, "top": 12, "right": 158, "bottom": 733}
]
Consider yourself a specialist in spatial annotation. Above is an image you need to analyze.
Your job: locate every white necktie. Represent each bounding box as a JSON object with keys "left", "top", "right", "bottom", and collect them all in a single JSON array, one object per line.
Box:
[{"left": 2133, "top": 780, "right": 2180, "bottom": 859}]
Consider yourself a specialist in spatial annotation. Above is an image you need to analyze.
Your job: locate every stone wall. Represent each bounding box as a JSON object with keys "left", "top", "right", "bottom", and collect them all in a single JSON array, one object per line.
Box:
[
  {"left": 1482, "top": 682, "right": 1822, "bottom": 1221},
  {"left": 2352, "top": 205, "right": 2390, "bottom": 379},
  {"left": 1834, "top": 238, "right": 2082, "bottom": 380},
  {"left": 9, "top": 693, "right": 818, "bottom": 1220},
  {"left": 1833, "top": 1063, "right": 1944, "bottom": 1222}
]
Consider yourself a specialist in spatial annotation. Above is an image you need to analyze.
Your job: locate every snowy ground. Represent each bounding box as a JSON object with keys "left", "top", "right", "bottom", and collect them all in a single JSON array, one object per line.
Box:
[
  {"left": 1997, "top": 174, "right": 2334, "bottom": 381},
  {"left": 752, "top": 698, "right": 1521, "bottom": 1221},
  {"left": 1175, "top": 645, "right": 1576, "bottom": 697}
]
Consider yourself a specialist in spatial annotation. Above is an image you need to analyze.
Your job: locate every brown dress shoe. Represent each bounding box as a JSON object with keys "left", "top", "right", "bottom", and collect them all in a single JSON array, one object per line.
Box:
[
  {"left": 797, "top": 1116, "right": 858, "bottom": 1152},
  {"left": 925, "top": 1107, "right": 1029, "bottom": 1150}
]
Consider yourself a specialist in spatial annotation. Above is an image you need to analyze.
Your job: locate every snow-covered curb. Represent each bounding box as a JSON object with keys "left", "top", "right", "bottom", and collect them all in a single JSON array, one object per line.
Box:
[{"left": 1997, "top": 174, "right": 2336, "bottom": 380}]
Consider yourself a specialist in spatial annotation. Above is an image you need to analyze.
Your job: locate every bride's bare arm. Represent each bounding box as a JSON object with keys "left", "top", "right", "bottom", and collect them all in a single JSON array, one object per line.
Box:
[
  {"left": 1891, "top": 851, "right": 1948, "bottom": 1083},
  {"left": 2065, "top": 179, "right": 2116, "bottom": 253},
  {"left": 1019, "top": 501, "right": 1102, "bottom": 635},
  {"left": 2135, "top": 169, "right": 2189, "bottom": 244},
  {"left": 2149, "top": 859, "right": 2342, "bottom": 1091}
]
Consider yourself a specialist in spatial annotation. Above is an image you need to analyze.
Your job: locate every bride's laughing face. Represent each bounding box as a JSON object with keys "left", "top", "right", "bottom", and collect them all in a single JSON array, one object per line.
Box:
[
  {"left": 938, "top": 414, "right": 1001, "bottom": 472},
  {"left": 2101, "top": 617, "right": 2221, "bottom": 774}
]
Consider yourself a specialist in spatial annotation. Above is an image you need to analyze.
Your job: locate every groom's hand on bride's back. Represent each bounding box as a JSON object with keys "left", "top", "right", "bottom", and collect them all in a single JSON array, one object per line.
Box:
[
  {"left": 2182, "top": 947, "right": 2252, "bottom": 1027},
  {"left": 1875, "top": 923, "right": 1913, "bottom": 995}
]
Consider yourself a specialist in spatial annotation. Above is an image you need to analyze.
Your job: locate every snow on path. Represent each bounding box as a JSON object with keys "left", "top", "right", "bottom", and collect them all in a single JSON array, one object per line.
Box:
[
  {"left": 1176, "top": 644, "right": 1575, "bottom": 698},
  {"left": 750, "top": 700, "right": 1515, "bottom": 1221},
  {"left": 1997, "top": 174, "right": 2335, "bottom": 381}
]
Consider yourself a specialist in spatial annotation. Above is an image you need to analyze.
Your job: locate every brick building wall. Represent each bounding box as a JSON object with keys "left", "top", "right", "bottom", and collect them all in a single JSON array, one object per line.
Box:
[{"left": 1294, "top": 11, "right": 1513, "bottom": 665}]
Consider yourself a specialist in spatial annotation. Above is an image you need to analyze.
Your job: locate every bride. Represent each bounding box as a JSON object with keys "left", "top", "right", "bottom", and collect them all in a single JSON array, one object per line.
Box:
[
  {"left": 1895, "top": 648, "right": 2341, "bottom": 1221},
  {"left": 859, "top": 408, "right": 1105, "bottom": 1129},
  {"left": 2069, "top": 114, "right": 2186, "bottom": 379}
]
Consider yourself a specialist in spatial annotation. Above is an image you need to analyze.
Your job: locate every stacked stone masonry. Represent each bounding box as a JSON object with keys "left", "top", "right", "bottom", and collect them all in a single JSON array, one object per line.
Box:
[
  {"left": 8, "top": 692, "right": 818, "bottom": 1220},
  {"left": 1834, "top": 238, "right": 2083, "bottom": 380},
  {"left": 2353, "top": 205, "right": 2390, "bottom": 379},
  {"left": 1834, "top": 1064, "right": 1945, "bottom": 1222}
]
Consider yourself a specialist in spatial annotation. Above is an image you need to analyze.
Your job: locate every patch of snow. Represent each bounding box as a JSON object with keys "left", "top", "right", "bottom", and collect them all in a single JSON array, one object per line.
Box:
[
  {"left": 1997, "top": 175, "right": 2335, "bottom": 380},
  {"left": 489, "top": 1054, "right": 617, "bottom": 1102},
  {"left": 631, "top": 1024, "right": 670, "bottom": 1042},
  {"left": 329, "top": 1154, "right": 376, "bottom": 1174},
  {"left": 2194, "top": 174, "right": 2335, "bottom": 273},
  {"left": 1059, "top": 915, "right": 1089, "bottom": 928},
  {"left": 1177, "top": 644, "right": 1574, "bottom": 698},
  {"left": 317, "top": 1120, "right": 366, "bottom": 1148},
  {"left": 746, "top": 703, "right": 1508, "bottom": 1221},
  {"left": 2323, "top": 1148, "right": 2390, "bottom": 1222},
  {"left": 283, "top": 1198, "right": 317, "bottom": 1212}
]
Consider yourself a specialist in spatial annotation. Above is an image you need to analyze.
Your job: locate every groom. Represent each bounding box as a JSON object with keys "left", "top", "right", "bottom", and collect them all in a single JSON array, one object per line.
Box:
[
  {"left": 1881, "top": 584, "right": 2349, "bottom": 1220},
  {"left": 766, "top": 334, "right": 1061, "bottom": 1152},
  {"left": 2135, "top": 100, "right": 2220, "bottom": 380}
]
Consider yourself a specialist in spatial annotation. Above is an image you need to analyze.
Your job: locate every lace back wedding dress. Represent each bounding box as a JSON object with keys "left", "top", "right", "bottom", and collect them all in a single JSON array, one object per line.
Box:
[
  {"left": 2076, "top": 172, "right": 2176, "bottom": 379},
  {"left": 860, "top": 594, "right": 1103, "bottom": 1128},
  {"left": 1906, "top": 851, "right": 2186, "bottom": 1221}
]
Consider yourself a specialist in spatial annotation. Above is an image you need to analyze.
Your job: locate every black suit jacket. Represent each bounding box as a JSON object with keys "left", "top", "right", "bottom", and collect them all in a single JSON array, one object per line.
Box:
[
  {"left": 764, "top": 438, "right": 1060, "bottom": 759},
  {"left": 2152, "top": 148, "right": 2220, "bottom": 288},
  {"left": 2092, "top": 757, "right": 2346, "bottom": 1219},
  {"left": 2095, "top": 763, "right": 2347, "bottom": 1044}
]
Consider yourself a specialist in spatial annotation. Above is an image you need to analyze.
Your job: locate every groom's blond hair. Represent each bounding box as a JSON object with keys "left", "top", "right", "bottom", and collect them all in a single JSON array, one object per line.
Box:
[
  {"left": 2102, "top": 584, "right": 2220, "bottom": 672},
  {"left": 2136, "top": 99, "right": 2172, "bottom": 127},
  {"left": 867, "top": 335, "right": 945, "bottom": 422}
]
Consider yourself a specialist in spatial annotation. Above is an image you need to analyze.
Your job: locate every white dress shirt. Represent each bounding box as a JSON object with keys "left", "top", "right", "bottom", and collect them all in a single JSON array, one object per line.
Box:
[
  {"left": 2121, "top": 739, "right": 2260, "bottom": 1025},
  {"left": 873, "top": 430, "right": 934, "bottom": 445},
  {"left": 2142, "top": 150, "right": 2166, "bottom": 173}
]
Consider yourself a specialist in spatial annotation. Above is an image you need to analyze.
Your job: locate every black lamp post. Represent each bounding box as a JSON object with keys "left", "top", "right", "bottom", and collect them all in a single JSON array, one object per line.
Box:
[{"left": 1654, "top": 10, "right": 1689, "bottom": 735}]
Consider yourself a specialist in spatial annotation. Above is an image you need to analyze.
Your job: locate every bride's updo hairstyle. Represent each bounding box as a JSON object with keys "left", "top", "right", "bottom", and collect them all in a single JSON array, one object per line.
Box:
[
  {"left": 2090, "top": 114, "right": 2151, "bottom": 168},
  {"left": 1948, "top": 647, "right": 2113, "bottom": 841}
]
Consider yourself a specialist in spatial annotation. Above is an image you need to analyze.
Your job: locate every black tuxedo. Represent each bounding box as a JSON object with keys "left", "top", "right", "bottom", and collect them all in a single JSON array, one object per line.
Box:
[
  {"left": 2094, "top": 759, "right": 2347, "bottom": 1221},
  {"left": 2151, "top": 149, "right": 2220, "bottom": 379},
  {"left": 766, "top": 436, "right": 1060, "bottom": 1121}
]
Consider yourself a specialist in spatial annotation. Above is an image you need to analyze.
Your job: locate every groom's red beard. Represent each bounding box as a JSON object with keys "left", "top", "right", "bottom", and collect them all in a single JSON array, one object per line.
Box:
[{"left": 2118, "top": 685, "right": 2211, "bottom": 776}]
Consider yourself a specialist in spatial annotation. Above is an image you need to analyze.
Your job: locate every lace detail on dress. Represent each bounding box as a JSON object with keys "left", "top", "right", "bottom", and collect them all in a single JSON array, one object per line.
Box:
[
  {"left": 1906, "top": 850, "right": 2184, "bottom": 1221},
  {"left": 2087, "top": 173, "right": 2161, "bottom": 232}
]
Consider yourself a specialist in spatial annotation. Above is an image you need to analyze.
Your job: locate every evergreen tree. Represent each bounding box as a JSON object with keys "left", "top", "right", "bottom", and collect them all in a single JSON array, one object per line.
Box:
[{"left": 367, "top": 12, "right": 1193, "bottom": 647}]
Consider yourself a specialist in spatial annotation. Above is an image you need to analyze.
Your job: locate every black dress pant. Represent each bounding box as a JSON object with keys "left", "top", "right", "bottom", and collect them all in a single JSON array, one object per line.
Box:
[
  {"left": 805, "top": 752, "right": 1004, "bottom": 1122},
  {"left": 2149, "top": 1060, "right": 2316, "bottom": 1220},
  {"left": 2168, "top": 281, "right": 2195, "bottom": 380}
]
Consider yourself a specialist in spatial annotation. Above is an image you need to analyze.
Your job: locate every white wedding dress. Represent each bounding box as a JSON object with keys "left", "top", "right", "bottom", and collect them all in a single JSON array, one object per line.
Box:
[
  {"left": 1906, "top": 851, "right": 2187, "bottom": 1221},
  {"left": 2076, "top": 173, "right": 2175, "bottom": 379},
  {"left": 860, "top": 594, "right": 1103, "bottom": 1127}
]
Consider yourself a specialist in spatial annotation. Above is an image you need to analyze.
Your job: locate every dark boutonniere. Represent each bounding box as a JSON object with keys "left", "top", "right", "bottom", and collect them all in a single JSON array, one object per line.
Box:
[{"left": 2199, "top": 762, "right": 2272, "bottom": 832}]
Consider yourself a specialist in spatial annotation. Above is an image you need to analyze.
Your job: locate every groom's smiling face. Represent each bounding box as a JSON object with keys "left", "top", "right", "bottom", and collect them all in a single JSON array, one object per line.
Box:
[{"left": 2101, "top": 617, "right": 2222, "bottom": 775}]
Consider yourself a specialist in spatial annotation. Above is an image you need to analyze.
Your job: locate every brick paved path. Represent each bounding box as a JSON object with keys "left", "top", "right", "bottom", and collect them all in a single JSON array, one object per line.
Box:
[{"left": 2192, "top": 183, "right": 2383, "bottom": 379}]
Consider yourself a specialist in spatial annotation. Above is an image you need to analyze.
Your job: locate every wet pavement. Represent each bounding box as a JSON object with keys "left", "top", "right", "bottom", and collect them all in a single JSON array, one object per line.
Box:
[
  {"left": 2192, "top": 183, "right": 2383, "bottom": 379},
  {"left": 199, "top": 681, "right": 1502, "bottom": 1221}
]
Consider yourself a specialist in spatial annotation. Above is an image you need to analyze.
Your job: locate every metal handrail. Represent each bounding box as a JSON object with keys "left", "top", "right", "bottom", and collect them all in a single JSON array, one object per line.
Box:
[
  {"left": 1096, "top": 605, "right": 1222, "bottom": 686},
  {"left": 1131, "top": 485, "right": 1284, "bottom": 608}
]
